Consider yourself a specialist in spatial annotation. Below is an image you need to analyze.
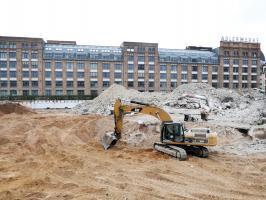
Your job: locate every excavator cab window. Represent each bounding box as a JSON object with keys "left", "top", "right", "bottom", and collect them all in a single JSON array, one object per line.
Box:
[{"left": 163, "top": 123, "right": 184, "bottom": 142}]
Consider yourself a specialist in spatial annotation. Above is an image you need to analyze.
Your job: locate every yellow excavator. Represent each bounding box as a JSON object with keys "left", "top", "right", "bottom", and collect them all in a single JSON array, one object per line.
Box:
[{"left": 102, "top": 99, "right": 217, "bottom": 160}]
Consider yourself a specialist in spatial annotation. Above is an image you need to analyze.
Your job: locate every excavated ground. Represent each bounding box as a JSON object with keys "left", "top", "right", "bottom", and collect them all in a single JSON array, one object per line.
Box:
[{"left": 0, "top": 110, "right": 266, "bottom": 200}]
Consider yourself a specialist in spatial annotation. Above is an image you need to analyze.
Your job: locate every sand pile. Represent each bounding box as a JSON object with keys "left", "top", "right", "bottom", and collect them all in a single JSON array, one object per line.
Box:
[{"left": 0, "top": 103, "right": 35, "bottom": 116}]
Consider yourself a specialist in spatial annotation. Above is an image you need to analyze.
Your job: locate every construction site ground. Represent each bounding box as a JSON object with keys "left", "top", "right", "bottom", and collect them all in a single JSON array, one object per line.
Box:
[{"left": 0, "top": 109, "right": 266, "bottom": 200}]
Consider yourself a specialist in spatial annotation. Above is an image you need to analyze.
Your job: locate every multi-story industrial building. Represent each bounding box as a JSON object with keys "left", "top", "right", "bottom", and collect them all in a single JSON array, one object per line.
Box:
[{"left": 0, "top": 36, "right": 264, "bottom": 96}]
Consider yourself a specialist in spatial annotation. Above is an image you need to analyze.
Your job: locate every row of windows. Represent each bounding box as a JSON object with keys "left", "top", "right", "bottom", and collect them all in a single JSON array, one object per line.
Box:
[
  {"left": 224, "top": 58, "right": 257, "bottom": 65},
  {"left": 223, "top": 83, "right": 257, "bottom": 88},
  {"left": 0, "top": 81, "right": 38, "bottom": 87},
  {"left": 223, "top": 75, "right": 257, "bottom": 80},
  {"left": 0, "top": 71, "right": 38, "bottom": 78},
  {"left": 224, "top": 66, "right": 257, "bottom": 73},
  {"left": 224, "top": 50, "right": 258, "bottom": 58}
]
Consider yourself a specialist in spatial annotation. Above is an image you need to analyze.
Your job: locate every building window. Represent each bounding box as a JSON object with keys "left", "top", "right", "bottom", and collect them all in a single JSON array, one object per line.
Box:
[
  {"left": 182, "top": 64, "right": 187, "bottom": 72},
  {"left": 0, "top": 70, "right": 7, "bottom": 77},
  {"left": 90, "top": 63, "right": 98, "bottom": 70},
  {"left": 0, "top": 61, "right": 7, "bottom": 68},
  {"left": 9, "top": 61, "right": 16, "bottom": 68},
  {"left": 77, "top": 81, "right": 84, "bottom": 87},
  {"left": 10, "top": 90, "right": 17, "bottom": 96},
  {"left": 252, "top": 59, "right": 257, "bottom": 65},
  {"left": 56, "top": 90, "right": 63, "bottom": 95},
  {"left": 224, "top": 67, "right": 229, "bottom": 72},
  {"left": 23, "top": 71, "right": 29, "bottom": 77},
  {"left": 160, "top": 82, "right": 167, "bottom": 88},
  {"left": 202, "top": 74, "right": 208, "bottom": 80},
  {"left": 171, "top": 82, "right": 177, "bottom": 88},
  {"left": 23, "top": 81, "right": 29, "bottom": 87},
  {"left": 224, "top": 58, "right": 229, "bottom": 65},
  {"left": 212, "top": 74, "right": 217, "bottom": 80},
  {"left": 56, "top": 71, "right": 62, "bottom": 78},
  {"left": 9, "top": 52, "right": 16, "bottom": 58},
  {"left": 233, "top": 67, "right": 238, "bottom": 73},
  {"left": 251, "top": 68, "right": 257, "bottom": 73},
  {"left": 90, "top": 81, "right": 98, "bottom": 87},
  {"left": 242, "top": 67, "right": 248, "bottom": 73},
  {"left": 103, "top": 63, "right": 110, "bottom": 70},
  {"left": 224, "top": 83, "right": 229, "bottom": 88},
  {"left": 67, "top": 81, "right": 73, "bottom": 87},
  {"left": 128, "top": 64, "right": 134, "bottom": 71},
  {"left": 192, "top": 65, "right": 198, "bottom": 72},
  {"left": 243, "top": 59, "right": 248, "bottom": 65},
  {"left": 233, "top": 75, "right": 238, "bottom": 80},
  {"left": 212, "top": 65, "right": 218, "bottom": 72},
  {"left": 45, "top": 71, "right": 51, "bottom": 78},
  {"left": 67, "top": 72, "right": 73, "bottom": 78},
  {"left": 0, "top": 81, "right": 7, "bottom": 87},
  {"left": 67, "top": 90, "right": 73, "bottom": 95},
  {"left": 149, "top": 82, "right": 154, "bottom": 87},
  {"left": 138, "top": 72, "right": 145, "bottom": 78},
  {"left": 45, "top": 90, "right": 51, "bottom": 96},
  {"left": 171, "top": 73, "right": 177, "bottom": 79},
  {"left": 128, "top": 73, "right": 134, "bottom": 79},
  {"left": 0, "top": 90, "right": 8, "bottom": 96},
  {"left": 22, "top": 90, "right": 29, "bottom": 96},
  {"left": 128, "top": 81, "right": 133, "bottom": 87},
  {"left": 31, "top": 61, "right": 38, "bottom": 69},
  {"left": 160, "top": 73, "right": 167, "bottom": 79},
  {"left": 56, "top": 81, "right": 62, "bottom": 87},
  {"left": 0, "top": 52, "right": 7, "bottom": 58},
  {"left": 181, "top": 74, "right": 187, "bottom": 80},
  {"left": 102, "top": 72, "right": 110, "bottom": 78},
  {"left": 90, "top": 72, "right": 97, "bottom": 78},
  {"left": 212, "top": 83, "right": 218, "bottom": 88},
  {"left": 31, "top": 81, "right": 38, "bottom": 87},
  {"left": 202, "top": 65, "right": 208, "bottom": 72},
  {"left": 77, "top": 72, "right": 84, "bottom": 78},
  {"left": 242, "top": 83, "right": 248, "bottom": 88},
  {"left": 55, "top": 62, "right": 62, "bottom": 69},
  {"left": 138, "top": 54, "right": 145, "bottom": 62},
  {"left": 251, "top": 83, "right": 257, "bottom": 88},
  {"left": 45, "top": 81, "right": 51, "bottom": 86},
  {"left": 114, "top": 72, "right": 121, "bottom": 78},
  {"left": 128, "top": 54, "right": 134, "bottom": 61},
  {"left": 149, "top": 73, "right": 154, "bottom": 79},
  {"left": 251, "top": 75, "right": 257, "bottom": 80},
  {"left": 31, "top": 71, "right": 38, "bottom": 78},
  {"left": 149, "top": 55, "right": 154, "bottom": 62},
  {"left": 22, "top": 61, "right": 29, "bottom": 68},
  {"left": 149, "top": 64, "right": 154, "bottom": 71},
  {"left": 224, "top": 75, "right": 229, "bottom": 80},
  {"left": 78, "top": 90, "right": 84, "bottom": 95},
  {"left": 114, "top": 63, "right": 122, "bottom": 71},
  {"left": 45, "top": 62, "right": 51, "bottom": 69},
  {"left": 192, "top": 74, "right": 197, "bottom": 80},
  {"left": 10, "top": 81, "right": 17, "bottom": 87},
  {"left": 77, "top": 62, "right": 85, "bottom": 70},
  {"left": 242, "top": 75, "right": 248, "bottom": 80},
  {"left": 103, "top": 81, "right": 110, "bottom": 87},
  {"left": 22, "top": 52, "right": 29, "bottom": 59},
  {"left": 138, "top": 64, "right": 145, "bottom": 71},
  {"left": 171, "top": 65, "right": 177, "bottom": 72},
  {"left": 66, "top": 62, "right": 73, "bottom": 70},
  {"left": 160, "top": 65, "right": 167, "bottom": 71},
  {"left": 233, "top": 83, "right": 238, "bottom": 89},
  {"left": 31, "top": 52, "right": 38, "bottom": 59},
  {"left": 10, "top": 71, "right": 16, "bottom": 78},
  {"left": 138, "top": 81, "right": 144, "bottom": 87},
  {"left": 233, "top": 59, "right": 239, "bottom": 65}
]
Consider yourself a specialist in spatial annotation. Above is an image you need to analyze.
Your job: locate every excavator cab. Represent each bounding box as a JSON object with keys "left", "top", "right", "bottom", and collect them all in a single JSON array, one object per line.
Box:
[{"left": 161, "top": 123, "right": 184, "bottom": 143}]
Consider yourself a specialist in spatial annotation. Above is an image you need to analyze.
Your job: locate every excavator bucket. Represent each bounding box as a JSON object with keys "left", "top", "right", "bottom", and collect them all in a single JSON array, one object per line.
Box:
[{"left": 102, "top": 132, "right": 118, "bottom": 150}]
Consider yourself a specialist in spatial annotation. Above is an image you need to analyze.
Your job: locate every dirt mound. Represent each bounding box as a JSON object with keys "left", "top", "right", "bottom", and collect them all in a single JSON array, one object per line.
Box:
[{"left": 0, "top": 103, "right": 35, "bottom": 116}]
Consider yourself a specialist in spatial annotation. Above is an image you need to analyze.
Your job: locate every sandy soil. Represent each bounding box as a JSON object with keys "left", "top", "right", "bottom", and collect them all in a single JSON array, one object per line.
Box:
[{"left": 0, "top": 111, "right": 266, "bottom": 200}]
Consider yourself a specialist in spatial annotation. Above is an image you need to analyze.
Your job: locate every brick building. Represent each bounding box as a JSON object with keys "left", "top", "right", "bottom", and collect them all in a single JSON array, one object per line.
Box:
[{"left": 0, "top": 36, "right": 264, "bottom": 96}]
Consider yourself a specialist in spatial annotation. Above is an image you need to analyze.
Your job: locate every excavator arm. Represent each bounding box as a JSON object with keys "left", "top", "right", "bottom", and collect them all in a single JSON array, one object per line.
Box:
[{"left": 102, "top": 99, "right": 172, "bottom": 149}]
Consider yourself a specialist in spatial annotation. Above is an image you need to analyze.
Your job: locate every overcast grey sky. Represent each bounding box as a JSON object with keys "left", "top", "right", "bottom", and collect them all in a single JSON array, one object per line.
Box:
[{"left": 1, "top": 0, "right": 266, "bottom": 52}]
